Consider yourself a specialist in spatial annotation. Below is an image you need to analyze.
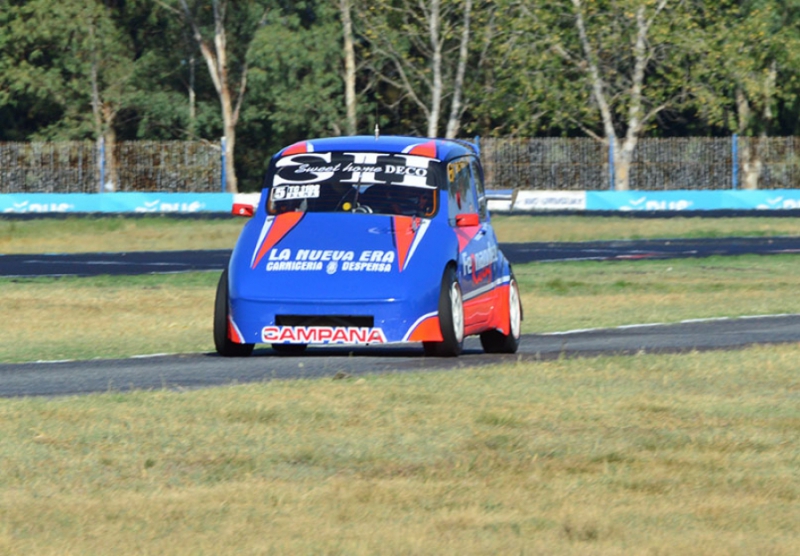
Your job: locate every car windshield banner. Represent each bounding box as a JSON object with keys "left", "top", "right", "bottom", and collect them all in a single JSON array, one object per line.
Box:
[
  {"left": 268, "top": 152, "right": 439, "bottom": 217},
  {"left": 273, "top": 152, "right": 438, "bottom": 190}
]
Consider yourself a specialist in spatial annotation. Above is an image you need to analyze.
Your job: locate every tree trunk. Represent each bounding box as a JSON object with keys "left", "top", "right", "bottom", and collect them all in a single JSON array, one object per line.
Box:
[
  {"left": 614, "top": 138, "right": 636, "bottom": 191},
  {"left": 218, "top": 70, "right": 239, "bottom": 193},
  {"left": 427, "top": 0, "right": 442, "bottom": 138},
  {"left": 445, "top": 0, "right": 472, "bottom": 139},
  {"left": 341, "top": 0, "right": 357, "bottom": 135},
  {"left": 188, "top": 55, "right": 197, "bottom": 140},
  {"left": 571, "top": 0, "right": 666, "bottom": 191},
  {"left": 102, "top": 103, "right": 119, "bottom": 191},
  {"left": 180, "top": 0, "right": 250, "bottom": 193},
  {"left": 740, "top": 137, "right": 762, "bottom": 190}
]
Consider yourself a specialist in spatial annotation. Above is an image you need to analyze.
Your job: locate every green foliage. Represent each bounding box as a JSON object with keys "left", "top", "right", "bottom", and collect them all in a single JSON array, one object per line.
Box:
[
  {"left": 2, "top": 0, "right": 800, "bottom": 157},
  {"left": 245, "top": 6, "right": 346, "bottom": 144},
  {"left": 687, "top": 0, "right": 800, "bottom": 135},
  {"left": 478, "top": 0, "right": 694, "bottom": 138}
]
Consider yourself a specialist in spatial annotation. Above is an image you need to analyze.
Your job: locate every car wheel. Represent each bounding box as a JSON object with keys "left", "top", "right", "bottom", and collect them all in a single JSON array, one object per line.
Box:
[
  {"left": 423, "top": 265, "right": 464, "bottom": 357},
  {"left": 271, "top": 343, "right": 307, "bottom": 355},
  {"left": 214, "top": 268, "right": 255, "bottom": 357},
  {"left": 480, "top": 277, "right": 522, "bottom": 354}
]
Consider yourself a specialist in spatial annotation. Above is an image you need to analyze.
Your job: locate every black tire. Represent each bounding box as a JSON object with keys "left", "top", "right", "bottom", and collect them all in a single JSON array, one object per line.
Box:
[
  {"left": 480, "top": 277, "right": 522, "bottom": 354},
  {"left": 423, "top": 265, "right": 464, "bottom": 357},
  {"left": 271, "top": 343, "right": 307, "bottom": 355},
  {"left": 214, "top": 269, "right": 254, "bottom": 357}
]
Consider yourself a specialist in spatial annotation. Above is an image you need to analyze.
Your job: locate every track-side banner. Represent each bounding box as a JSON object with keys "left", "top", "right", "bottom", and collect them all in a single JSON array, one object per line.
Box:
[
  {"left": 489, "top": 190, "right": 800, "bottom": 213},
  {"left": 513, "top": 191, "right": 587, "bottom": 212},
  {"left": 584, "top": 190, "right": 800, "bottom": 212},
  {"left": 6, "top": 190, "right": 800, "bottom": 214},
  {"left": 0, "top": 193, "right": 234, "bottom": 214}
]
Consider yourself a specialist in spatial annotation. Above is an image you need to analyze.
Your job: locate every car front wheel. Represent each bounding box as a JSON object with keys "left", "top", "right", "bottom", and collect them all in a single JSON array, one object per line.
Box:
[{"left": 423, "top": 266, "right": 464, "bottom": 357}]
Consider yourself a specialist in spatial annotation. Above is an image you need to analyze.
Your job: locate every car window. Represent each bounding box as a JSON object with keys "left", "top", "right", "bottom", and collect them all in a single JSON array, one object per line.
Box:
[
  {"left": 265, "top": 151, "right": 438, "bottom": 217},
  {"left": 447, "top": 156, "right": 478, "bottom": 225},
  {"left": 470, "top": 158, "right": 488, "bottom": 221}
]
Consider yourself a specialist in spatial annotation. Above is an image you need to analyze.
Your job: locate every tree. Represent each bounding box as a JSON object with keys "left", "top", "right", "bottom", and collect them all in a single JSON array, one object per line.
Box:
[
  {"left": 359, "top": 0, "right": 479, "bottom": 138},
  {"left": 0, "top": 0, "right": 140, "bottom": 190},
  {"left": 340, "top": 0, "right": 358, "bottom": 135},
  {"left": 688, "top": 0, "right": 800, "bottom": 188},
  {"left": 501, "top": 0, "right": 690, "bottom": 189},
  {"left": 245, "top": 5, "right": 347, "bottom": 140},
  {"left": 156, "top": 0, "right": 269, "bottom": 193}
]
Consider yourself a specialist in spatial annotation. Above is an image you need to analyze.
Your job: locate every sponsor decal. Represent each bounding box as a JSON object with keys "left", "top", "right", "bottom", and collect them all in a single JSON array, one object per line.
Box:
[
  {"left": 262, "top": 326, "right": 387, "bottom": 344},
  {"left": 134, "top": 200, "right": 205, "bottom": 213},
  {"left": 461, "top": 244, "right": 498, "bottom": 284},
  {"left": 756, "top": 196, "right": 800, "bottom": 209},
  {"left": 513, "top": 191, "right": 586, "bottom": 211},
  {"left": 265, "top": 248, "right": 395, "bottom": 273},
  {"left": 447, "top": 159, "right": 470, "bottom": 182},
  {"left": 3, "top": 201, "right": 75, "bottom": 213},
  {"left": 272, "top": 184, "right": 320, "bottom": 200},
  {"left": 341, "top": 261, "right": 392, "bottom": 273},
  {"left": 619, "top": 198, "right": 694, "bottom": 211},
  {"left": 274, "top": 152, "right": 436, "bottom": 189}
]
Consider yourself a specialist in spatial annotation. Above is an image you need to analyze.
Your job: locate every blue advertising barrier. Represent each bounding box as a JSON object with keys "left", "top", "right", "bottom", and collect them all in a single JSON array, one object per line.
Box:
[
  {"left": 0, "top": 193, "right": 234, "bottom": 214},
  {"left": 585, "top": 190, "right": 800, "bottom": 212},
  {"left": 5, "top": 190, "right": 800, "bottom": 215}
]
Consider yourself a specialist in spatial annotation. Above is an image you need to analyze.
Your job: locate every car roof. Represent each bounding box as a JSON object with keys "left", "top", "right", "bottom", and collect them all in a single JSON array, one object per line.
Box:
[{"left": 275, "top": 135, "right": 479, "bottom": 162}]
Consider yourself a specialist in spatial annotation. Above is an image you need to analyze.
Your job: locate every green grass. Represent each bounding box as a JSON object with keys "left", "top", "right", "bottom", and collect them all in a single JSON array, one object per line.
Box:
[{"left": 1, "top": 347, "right": 798, "bottom": 554}]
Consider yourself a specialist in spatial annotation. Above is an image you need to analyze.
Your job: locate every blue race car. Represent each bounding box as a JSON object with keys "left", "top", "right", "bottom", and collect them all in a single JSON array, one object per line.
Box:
[{"left": 215, "top": 135, "right": 521, "bottom": 357}]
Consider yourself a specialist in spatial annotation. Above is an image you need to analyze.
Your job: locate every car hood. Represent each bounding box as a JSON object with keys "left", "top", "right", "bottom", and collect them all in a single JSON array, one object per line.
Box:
[{"left": 230, "top": 212, "right": 451, "bottom": 302}]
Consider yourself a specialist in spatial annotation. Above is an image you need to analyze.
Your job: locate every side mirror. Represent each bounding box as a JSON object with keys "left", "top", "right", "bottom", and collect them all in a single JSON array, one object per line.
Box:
[
  {"left": 455, "top": 213, "right": 480, "bottom": 227},
  {"left": 232, "top": 203, "right": 254, "bottom": 217}
]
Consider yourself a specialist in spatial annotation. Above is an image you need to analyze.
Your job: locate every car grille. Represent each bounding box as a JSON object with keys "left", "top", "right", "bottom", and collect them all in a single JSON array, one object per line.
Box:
[{"left": 275, "top": 315, "right": 374, "bottom": 328}]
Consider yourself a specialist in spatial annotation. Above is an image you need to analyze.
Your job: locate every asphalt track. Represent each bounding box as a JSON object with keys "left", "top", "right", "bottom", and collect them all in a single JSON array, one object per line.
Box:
[
  {"left": 1, "top": 314, "right": 799, "bottom": 398},
  {"left": 3, "top": 236, "right": 800, "bottom": 277},
  {"left": 3, "top": 237, "right": 800, "bottom": 398}
]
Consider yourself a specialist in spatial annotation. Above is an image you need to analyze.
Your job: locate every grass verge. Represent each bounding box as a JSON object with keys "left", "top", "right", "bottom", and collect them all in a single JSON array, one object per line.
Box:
[
  {"left": 0, "top": 273, "right": 218, "bottom": 363},
  {"left": 0, "top": 215, "right": 246, "bottom": 254},
  {"left": 1, "top": 347, "right": 798, "bottom": 554}
]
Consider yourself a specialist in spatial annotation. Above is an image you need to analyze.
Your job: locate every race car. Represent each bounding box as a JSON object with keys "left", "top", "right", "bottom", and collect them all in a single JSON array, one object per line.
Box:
[{"left": 214, "top": 135, "right": 522, "bottom": 357}]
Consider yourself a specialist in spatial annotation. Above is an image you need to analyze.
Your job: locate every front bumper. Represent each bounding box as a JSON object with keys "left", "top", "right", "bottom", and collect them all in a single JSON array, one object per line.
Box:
[{"left": 228, "top": 296, "right": 442, "bottom": 345}]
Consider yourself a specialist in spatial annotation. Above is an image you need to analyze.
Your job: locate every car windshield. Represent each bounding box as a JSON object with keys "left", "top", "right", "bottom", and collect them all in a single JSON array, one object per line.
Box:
[{"left": 265, "top": 151, "right": 439, "bottom": 217}]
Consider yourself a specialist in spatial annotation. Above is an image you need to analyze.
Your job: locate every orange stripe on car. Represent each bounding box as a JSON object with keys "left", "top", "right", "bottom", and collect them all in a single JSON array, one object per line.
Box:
[
  {"left": 407, "top": 315, "right": 443, "bottom": 342},
  {"left": 251, "top": 212, "right": 304, "bottom": 269}
]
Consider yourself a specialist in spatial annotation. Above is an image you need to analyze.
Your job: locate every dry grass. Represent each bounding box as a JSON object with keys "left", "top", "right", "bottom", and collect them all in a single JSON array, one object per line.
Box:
[
  {"left": 517, "top": 255, "right": 800, "bottom": 332},
  {"left": 1, "top": 347, "right": 798, "bottom": 554},
  {"left": 0, "top": 274, "right": 217, "bottom": 363},
  {"left": 0, "top": 216, "right": 245, "bottom": 254},
  {"left": 491, "top": 215, "right": 800, "bottom": 243}
]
